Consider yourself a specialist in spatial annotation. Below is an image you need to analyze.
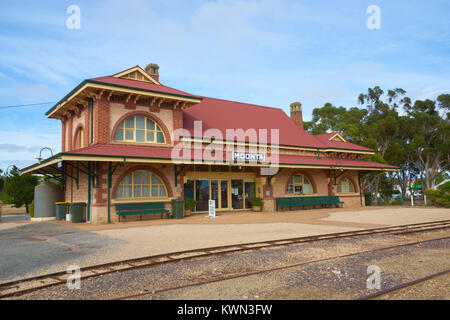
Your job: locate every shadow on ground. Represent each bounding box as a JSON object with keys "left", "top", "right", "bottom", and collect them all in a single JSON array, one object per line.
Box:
[{"left": 0, "top": 223, "right": 123, "bottom": 282}]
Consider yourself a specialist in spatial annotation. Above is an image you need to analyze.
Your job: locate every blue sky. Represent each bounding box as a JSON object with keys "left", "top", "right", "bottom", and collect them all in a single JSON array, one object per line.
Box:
[{"left": 0, "top": 0, "right": 449, "bottom": 171}]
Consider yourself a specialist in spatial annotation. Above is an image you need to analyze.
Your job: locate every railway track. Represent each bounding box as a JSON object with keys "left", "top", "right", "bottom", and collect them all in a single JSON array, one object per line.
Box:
[
  {"left": 357, "top": 269, "right": 450, "bottom": 300},
  {"left": 1, "top": 219, "right": 449, "bottom": 299}
]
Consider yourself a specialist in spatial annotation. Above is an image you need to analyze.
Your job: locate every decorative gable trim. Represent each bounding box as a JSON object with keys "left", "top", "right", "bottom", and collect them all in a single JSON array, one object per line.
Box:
[
  {"left": 329, "top": 133, "right": 346, "bottom": 142},
  {"left": 112, "top": 66, "right": 160, "bottom": 85}
]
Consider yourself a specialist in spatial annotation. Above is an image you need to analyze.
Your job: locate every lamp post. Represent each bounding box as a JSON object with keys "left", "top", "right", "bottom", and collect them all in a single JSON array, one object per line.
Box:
[{"left": 36, "top": 147, "right": 53, "bottom": 164}]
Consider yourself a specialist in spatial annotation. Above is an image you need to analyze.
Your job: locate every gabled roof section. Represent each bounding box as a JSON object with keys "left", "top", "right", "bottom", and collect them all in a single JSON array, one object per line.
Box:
[
  {"left": 315, "top": 132, "right": 374, "bottom": 152},
  {"left": 112, "top": 65, "right": 160, "bottom": 85}
]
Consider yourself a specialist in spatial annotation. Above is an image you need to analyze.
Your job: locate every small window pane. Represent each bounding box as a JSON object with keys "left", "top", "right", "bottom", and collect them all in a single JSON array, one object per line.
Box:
[
  {"left": 151, "top": 174, "right": 162, "bottom": 185},
  {"left": 115, "top": 129, "right": 124, "bottom": 141},
  {"left": 147, "top": 119, "right": 155, "bottom": 130},
  {"left": 136, "top": 116, "right": 145, "bottom": 129},
  {"left": 122, "top": 174, "right": 132, "bottom": 184},
  {"left": 294, "top": 175, "right": 302, "bottom": 183},
  {"left": 147, "top": 132, "right": 155, "bottom": 142},
  {"left": 125, "top": 117, "right": 134, "bottom": 129},
  {"left": 287, "top": 185, "right": 293, "bottom": 193},
  {"left": 134, "top": 186, "right": 141, "bottom": 198},
  {"left": 125, "top": 130, "right": 134, "bottom": 140},
  {"left": 304, "top": 177, "right": 311, "bottom": 185},
  {"left": 349, "top": 184, "right": 354, "bottom": 192},
  {"left": 304, "top": 185, "right": 312, "bottom": 194},
  {"left": 136, "top": 130, "right": 145, "bottom": 142},
  {"left": 156, "top": 132, "right": 165, "bottom": 143},
  {"left": 160, "top": 186, "right": 166, "bottom": 196},
  {"left": 134, "top": 171, "right": 149, "bottom": 184},
  {"left": 151, "top": 186, "right": 159, "bottom": 197},
  {"left": 142, "top": 186, "right": 150, "bottom": 197},
  {"left": 116, "top": 186, "right": 123, "bottom": 198},
  {"left": 123, "top": 186, "right": 132, "bottom": 198},
  {"left": 294, "top": 185, "right": 302, "bottom": 194}
]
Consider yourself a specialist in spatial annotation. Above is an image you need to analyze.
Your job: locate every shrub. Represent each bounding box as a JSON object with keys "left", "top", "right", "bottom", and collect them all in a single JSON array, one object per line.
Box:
[
  {"left": 394, "top": 197, "right": 404, "bottom": 205},
  {"left": 425, "top": 189, "right": 450, "bottom": 208},
  {"left": 250, "top": 197, "right": 264, "bottom": 207},
  {"left": 184, "top": 197, "right": 197, "bottom": 210},
  {"left": 364, "top": 192, "right": 372, "bottom": 206},
  {"left": 440, "top": 181, "right": 450, "bottom": 193},
  {"left": 29, "top": 200, "right": 35, "bottom": 217}
]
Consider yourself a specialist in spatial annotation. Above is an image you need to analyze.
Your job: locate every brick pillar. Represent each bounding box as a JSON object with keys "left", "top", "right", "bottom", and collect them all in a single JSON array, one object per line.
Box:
[
  {"left": 67, "top": 116, "right": 73, "bottom": 151},
  {"left": 93, "top": 95, "right": 110, "bottom": 145},
  {"left": 61, "top": 119, "right": 66, "bottom": 152},
  {"left": 173, "top": 108, "right": 183, "bottom": 132},
  {"left": 91, "top": 163, "right": 108, "bottom": 224},
  {"left": 85, "top": 104, "right": 90, "bottom": 146}
]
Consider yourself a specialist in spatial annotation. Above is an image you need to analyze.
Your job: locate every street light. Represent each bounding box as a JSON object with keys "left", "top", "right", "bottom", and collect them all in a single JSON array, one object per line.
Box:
[{"left": 36, "top": 147, "right": 53, "bottom": 164}]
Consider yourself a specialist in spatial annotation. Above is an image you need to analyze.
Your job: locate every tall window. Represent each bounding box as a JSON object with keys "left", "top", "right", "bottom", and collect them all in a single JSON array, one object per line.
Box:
[
  {"left": 286, "top": 174, "right": 313, "bottom": 195},
  {"left": 116, "top": 170, "right": 167, "bottom": 200},
  {"left": 114, "top": 116, "right": 165, "bottom": 143},
  {"left": 338, "top": 178, "right": 355, "bottom": 193},
  {"left": 74, "top": 127, "right": 84, "bottom": 149}
]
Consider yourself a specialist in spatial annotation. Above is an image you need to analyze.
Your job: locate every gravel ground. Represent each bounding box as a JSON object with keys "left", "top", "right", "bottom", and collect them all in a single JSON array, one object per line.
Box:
[{"left": 8, "top": 229, "right": 449, "bottom": 300}]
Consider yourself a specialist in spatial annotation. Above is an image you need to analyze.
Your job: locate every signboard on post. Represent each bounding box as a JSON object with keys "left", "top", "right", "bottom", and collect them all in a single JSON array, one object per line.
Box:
[{"left": 208, "top": 200, "right": 216, "bottom": 218}]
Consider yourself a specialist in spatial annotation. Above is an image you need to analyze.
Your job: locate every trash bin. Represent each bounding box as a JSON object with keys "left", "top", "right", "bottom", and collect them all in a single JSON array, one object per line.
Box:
[
  {"left": 171, "top": 199, "right": 184, "bottom": 219},
  {"left": 70, "top": 202, "right": 85, "bottom": 223},
  {"left": 55, "top": 202, "right": 68, "bottom": 221}
]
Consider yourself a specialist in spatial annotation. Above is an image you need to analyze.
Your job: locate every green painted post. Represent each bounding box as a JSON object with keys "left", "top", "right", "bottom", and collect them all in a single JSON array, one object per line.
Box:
[
  {"left": 87, "top": 162, "right": 91, "bottom": 222},
  {"left": 107, "top": 162, "right": 111, "bottom": 224}
]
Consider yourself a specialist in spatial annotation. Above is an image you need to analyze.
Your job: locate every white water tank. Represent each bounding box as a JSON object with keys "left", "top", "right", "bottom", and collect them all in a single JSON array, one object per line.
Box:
[{"left": 34, "top": 181, "right": 63, "bottom": 218}]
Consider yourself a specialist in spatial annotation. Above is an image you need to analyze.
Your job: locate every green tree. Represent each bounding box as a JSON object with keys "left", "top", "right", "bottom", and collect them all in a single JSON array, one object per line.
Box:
[
  {"left": 3, "top": 166, "right": 39, "bottom": 213},
  {"left": 405, "top": 99, "right": 449, "bottom": 189}
]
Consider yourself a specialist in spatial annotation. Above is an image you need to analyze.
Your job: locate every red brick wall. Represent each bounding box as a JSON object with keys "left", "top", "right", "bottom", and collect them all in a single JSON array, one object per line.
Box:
[
  {"left": 93, "top": 95, "right": 110, "bottom": 144},
  {"left": 173, "top": 108, "right": 183, "bottom": 132},
  {"left": 291, "top": 111, "right": 303, "bottom": 129}
]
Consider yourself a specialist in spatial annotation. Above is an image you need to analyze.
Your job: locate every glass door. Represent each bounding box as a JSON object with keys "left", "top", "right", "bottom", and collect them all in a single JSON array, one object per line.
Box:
[
  {"left": 211, "top": 180, "right": 219, "bottom": 209},
  {"left": 231, "top": 179, "right": 244, "bottom": 209},
  {"left": 220, "top": 180, "right": 228, "bottom": 209},
  {"left": 195, "top": 179, "right": 210, "bottom": 211}
]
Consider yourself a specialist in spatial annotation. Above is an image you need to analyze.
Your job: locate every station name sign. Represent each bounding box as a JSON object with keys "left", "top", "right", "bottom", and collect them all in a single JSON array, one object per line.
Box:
[{"left": 232, "top": 152, "right": 266, "bottom": 162}]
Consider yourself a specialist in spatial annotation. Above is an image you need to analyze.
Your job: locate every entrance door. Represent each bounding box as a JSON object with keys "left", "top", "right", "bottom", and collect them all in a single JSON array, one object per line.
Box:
[
  {"left": 211, "top": 180, "right": 229, "bottom": 209},
  {"left": 195, "top": 179, "right": 209, "bottom": 211},
  {"left": 231, "top": 179, "right": 244, "bottom": 209}
]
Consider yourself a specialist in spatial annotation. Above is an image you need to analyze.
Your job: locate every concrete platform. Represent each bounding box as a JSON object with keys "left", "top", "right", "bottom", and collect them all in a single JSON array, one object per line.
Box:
[{"left": 0, "top": 207, "right": 448, "bottom": 283}]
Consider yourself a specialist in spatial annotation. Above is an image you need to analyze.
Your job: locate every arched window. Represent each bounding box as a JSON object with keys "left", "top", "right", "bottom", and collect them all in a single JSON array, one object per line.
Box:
[
  {"left": 116, "top": 170, "right": 168, "bottom": 200},
  {"left": 114, "top": 116, "right": 165, "bottom": 143},
  {"left": 74, "top": 127, "right": 84, "bottom": 149},
  {"left": 338, "top": 178, "right": 355, "bottom": 193},
  {"left": 286, "top": 174, "right": 313, "bottom": 195}
]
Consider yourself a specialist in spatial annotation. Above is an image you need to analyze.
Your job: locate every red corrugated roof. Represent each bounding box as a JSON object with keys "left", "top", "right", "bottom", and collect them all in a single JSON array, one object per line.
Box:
[
  {"left": 66, "top": 144, "right": 397, "bottom": 169},
  {"left": 183, "top": 96, "right": 327, "bottom": 149},
  {"left": 88, "top": 75, "right": 201, "bottom": 99}
]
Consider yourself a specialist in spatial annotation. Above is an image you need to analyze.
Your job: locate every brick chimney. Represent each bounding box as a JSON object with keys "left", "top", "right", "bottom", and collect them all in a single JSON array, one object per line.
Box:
[
  {"left": 145, "top": 63, "right": 160, "bottom": 82},
  {"left": 290, "top": 101, "right": 303, "bottom": 129}
]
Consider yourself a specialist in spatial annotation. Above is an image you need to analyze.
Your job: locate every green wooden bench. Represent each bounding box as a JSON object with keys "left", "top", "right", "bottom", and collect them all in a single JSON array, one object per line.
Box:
[
  {"left": 115, "top": 202, "right": 171, "bottom": 222},
  {"left": 276, "top": 196, "right": 343, "bottom": 211}
]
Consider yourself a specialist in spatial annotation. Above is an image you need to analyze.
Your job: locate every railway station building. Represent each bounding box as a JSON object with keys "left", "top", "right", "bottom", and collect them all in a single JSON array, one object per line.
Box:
[{"left": 22, "top": 64, "right": 397, "bottom": 223}]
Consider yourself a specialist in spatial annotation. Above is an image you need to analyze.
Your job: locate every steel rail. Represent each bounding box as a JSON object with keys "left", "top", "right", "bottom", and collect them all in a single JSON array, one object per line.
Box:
[
  {"left": 113, "top": 236, "right": 449, "bottom": 300},
  {"left": 0, "top": 220, "right": 449, "bottom": 299},
  {"left": 356, "top": 269, "right": 450, "bottom": 300}
]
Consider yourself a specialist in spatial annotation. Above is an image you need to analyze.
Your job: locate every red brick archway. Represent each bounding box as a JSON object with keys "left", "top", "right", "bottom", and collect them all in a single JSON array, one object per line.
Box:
[
  {"left": 110, "top": 111, "right": 172, "bottom": 145},
  {"left": 111, "top": 165, "right": 173, "bottom": 199},
  {"left": 284, "top": 170, "right": 318, "bottom": 194},
  {"left": 336, "top": 174, "right": 359, "bottom": 193}
]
